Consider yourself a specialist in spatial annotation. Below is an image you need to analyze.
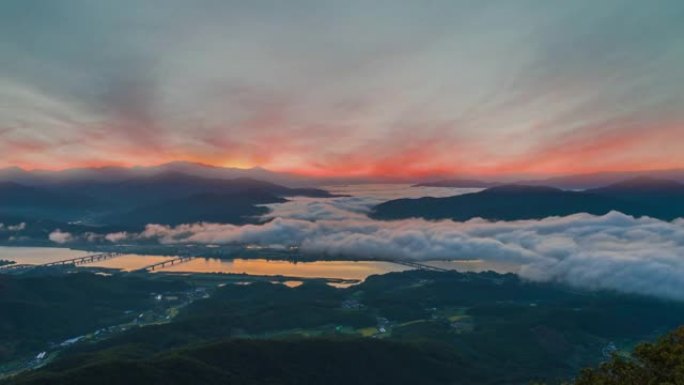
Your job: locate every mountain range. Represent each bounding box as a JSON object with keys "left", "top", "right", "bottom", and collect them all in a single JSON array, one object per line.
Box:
[
  {"left": 0, "top": 172, "right": 336, "bottom": 233},
  {"left": 412, "top": 179, "right": 499, "bottom": 188},
  {"left": 4, "top": 162, "right": 684, "bottom": 189},
  {"left": 411, "top": 169, "right": 684, "bottom": 189},
  {"left": 3, "top": 165, "right": 684, "bottom": 245},
  {"left": 371, "top": 177, "right": 684, "bottom": 222},
  {"left": 0, "top": 162, "right": 395, "bottom": 188},
  {"left": 0, "top": 162, "right": 312, "bottom": 187}
]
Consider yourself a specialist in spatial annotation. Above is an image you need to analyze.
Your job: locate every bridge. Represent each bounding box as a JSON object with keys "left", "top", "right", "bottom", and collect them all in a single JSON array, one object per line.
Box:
[
  {"left": 40, "top": 253, "right": 122, "bottom": 267},
  {"left": 0, "top": 264, "right": 36, "bottom": 273},
  {"left": 0, "top": 253, "right": 123, "bottom": 274},
  {"left": 391, "top": 260, "right": 449, "bottom": 272},
  {"left": 138, "top": 256, "right": 194, "bottom": 272}
]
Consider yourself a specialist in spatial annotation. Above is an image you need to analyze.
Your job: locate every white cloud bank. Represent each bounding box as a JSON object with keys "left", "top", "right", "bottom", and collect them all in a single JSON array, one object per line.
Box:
[
  {"left": 119, "top": 196, "right": 684, "bottom": 300},
  {"left": 46, "top": 195, "right": 684, "bottom": 301},
  {"left": 0, "top": 222, "right": 26, "bottom": 231},
  {"left": 48, "top": 229, "right": 74, "bottom": 244}
]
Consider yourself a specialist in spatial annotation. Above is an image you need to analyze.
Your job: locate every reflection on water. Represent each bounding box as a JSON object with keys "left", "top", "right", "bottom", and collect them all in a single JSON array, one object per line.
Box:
[
  {"left": 423, "top": 260, "right": 519, "bottom": 274},
  {"left": 86, "top": 254, "right": 175, "bottom": 272},
  {"left": 158, "top": 258, "right": 411, "bottom": 281},
  {"left": 0, "top": 247, "right": 90, "bottom": 265},
  {"left": 0, "top": 247, "right": 520, "bottom": 284}
]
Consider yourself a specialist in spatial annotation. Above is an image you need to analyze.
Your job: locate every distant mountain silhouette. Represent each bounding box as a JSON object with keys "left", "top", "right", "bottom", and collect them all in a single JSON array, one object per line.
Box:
[
  {"left": 0, "top": 182, "right": 103, "bottom": 221},
  {"left": 413, "top": 179, "right": 499, "bottom": 188},
  {"left": 52, "top": 171, "right": 335, "bottom": 207},
  {"left": 4, "top": 162, "right": 684, "bottom": 189},
  {"left": 371, "top": 178, "right": 684, "bottom": 221},
  {"left": 0, "top": 161, "right": 392, "bottom": 187},
  {"left": 516, "top": 169, "right": 684, "bottom": 189},
  {"left": 0, "top": 173, "right": 336, "bottom": 230},
  {"left": 0, "top": 161, "right": 321, "bottom": 187},
  {"left": 105, "top": 191, "right": 287, "bottom": 228},
  {"left": 0, "top": 182, "right": 87, "bottom": 207},
  {"left": 584, "top": 177, "right": 684, "bottom": 217},
  {"left": 587, "top": 176, "right": 684, "bottom": 196}
]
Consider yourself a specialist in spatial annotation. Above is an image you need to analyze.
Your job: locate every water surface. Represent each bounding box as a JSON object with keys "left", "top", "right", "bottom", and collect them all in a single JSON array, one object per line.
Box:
[
  {"left": 0, "top": 247, "right": 518, "bottom": 282},
  {"left": 0, "top": 247, "right": 90, "bottom": 265},
  {"left": 322, "top": 184, "right": 481, "bottom": 201},
  {"left": 86, "top": 254, "right": 176, "bottom": 272},
  {"left": 158, "top": 258, "right": 411, "bottom": 281}
]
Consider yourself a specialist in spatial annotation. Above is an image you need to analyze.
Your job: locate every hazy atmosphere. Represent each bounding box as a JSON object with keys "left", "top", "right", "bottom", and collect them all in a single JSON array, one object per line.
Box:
[
  {"left": 2, "top": 0, "right": 684, "bottom": 176},
  {"left": 2, "top": 2, "right": 684, "bottom": 385}
]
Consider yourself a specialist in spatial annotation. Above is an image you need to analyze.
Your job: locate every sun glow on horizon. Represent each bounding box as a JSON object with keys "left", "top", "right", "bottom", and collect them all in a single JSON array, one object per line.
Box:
[
  {"left": 1, "top": 2, "right": 683, "bottom": 179},
  {"left": 5, "top": 154, "right": 684, "bottom": 180}
]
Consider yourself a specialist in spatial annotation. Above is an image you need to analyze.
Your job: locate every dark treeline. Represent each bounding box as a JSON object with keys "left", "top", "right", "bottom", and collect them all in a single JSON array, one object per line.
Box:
[{"left": 3, "top": 270, "right": 684, "bottom": 384}]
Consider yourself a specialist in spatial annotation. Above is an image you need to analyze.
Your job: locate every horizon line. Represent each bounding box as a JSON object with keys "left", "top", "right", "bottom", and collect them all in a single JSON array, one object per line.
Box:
[{"left": 2, "top": 160, "right": 684, "bottom": 181}]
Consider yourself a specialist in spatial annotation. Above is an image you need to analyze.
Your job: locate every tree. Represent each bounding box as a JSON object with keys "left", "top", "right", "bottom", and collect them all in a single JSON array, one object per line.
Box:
[{"left": 572, "top": 326, "right": 684, "bottom": 384}]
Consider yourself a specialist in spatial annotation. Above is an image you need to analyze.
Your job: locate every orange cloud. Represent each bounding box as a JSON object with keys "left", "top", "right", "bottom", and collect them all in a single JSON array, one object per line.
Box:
[{"left": 2, "top": 118, "right": 683, "bottom": 178}]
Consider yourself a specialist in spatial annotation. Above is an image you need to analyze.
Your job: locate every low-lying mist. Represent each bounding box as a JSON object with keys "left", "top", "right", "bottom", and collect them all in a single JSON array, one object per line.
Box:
[{"left": 50, "top": 196, "right": 684, "bottom": 301}]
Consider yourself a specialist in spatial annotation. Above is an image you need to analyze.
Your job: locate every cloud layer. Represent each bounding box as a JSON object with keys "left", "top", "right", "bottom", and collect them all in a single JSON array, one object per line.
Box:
[
  {"left": 2, "top": 1, "right": 684, "bottom": 176},
  {"left": 84, "top": 194, "right": 684, "bottom": 301},
  {"left": 0, "top": 222, "right": 26, "bottom": 232},
  {"left": 48, "top": 229, "right": 74, "bottom": 244}
]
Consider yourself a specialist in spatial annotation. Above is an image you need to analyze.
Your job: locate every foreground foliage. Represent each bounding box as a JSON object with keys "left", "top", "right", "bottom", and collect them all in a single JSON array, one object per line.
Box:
[
  {"left": 571, "top": 326, "right": 684, "bottom": 385},
  {"left": 0, "top": 273, "right": 188, "bottom": 361},
  {"left": 7, "top": 339, "right": 476, "bottom": 385},
  {"left": 3, "top": 270, "right": 684, "bottom": 384}
]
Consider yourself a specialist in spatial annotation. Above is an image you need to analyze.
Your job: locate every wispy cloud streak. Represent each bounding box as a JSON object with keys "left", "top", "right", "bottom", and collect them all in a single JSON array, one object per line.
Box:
[{"left": 1, "top": 1, "right": 683, "bottom": 175}]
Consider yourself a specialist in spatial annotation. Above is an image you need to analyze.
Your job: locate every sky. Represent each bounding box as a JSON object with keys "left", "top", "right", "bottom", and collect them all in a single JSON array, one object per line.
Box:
[{"left": 1, "top": 0, "right": 683, "bottom": 177}]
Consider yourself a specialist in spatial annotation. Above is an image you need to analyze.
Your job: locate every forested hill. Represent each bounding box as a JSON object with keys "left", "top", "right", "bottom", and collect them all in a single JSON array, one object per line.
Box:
[{"left": 371, "top": 178, "right": 684, "bottom": 221}]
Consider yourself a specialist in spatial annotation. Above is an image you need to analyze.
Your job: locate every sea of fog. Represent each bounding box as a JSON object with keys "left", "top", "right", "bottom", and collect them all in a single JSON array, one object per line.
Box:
[{"left": 4, "top": 183, "right": 684, "bottom": 301}]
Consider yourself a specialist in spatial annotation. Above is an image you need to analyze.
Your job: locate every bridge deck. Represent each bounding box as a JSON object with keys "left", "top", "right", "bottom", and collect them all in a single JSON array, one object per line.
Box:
[
  {"left": 0, "top": 253, "right": 123, "bottom": 274},
  {"left": 138, "top": 256, "right": 195, "bottom": 272},
  {"left": 41, "top": 253, "right": 122, "bottom": 267},
  {"left": 0, "top": 263, "right": 35, "bottom": 272},
  {"left": 392, "top": 260, "right": 449, "bottom": 272}
]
